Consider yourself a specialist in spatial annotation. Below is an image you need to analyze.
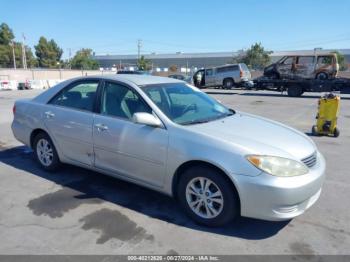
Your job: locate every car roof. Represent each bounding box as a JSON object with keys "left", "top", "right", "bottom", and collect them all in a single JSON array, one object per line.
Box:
[
  {"left": 74, "top": 74, "right": 183, "bottom": 86},
  {"left": 283, "top": 53, "right": 336, "bottom": 57},
  {"left": 32, "top": 75, "right": 184, "bottom": 104}
]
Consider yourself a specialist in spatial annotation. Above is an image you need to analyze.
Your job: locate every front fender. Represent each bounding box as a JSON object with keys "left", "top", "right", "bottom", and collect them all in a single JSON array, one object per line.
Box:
[{"left": 162, "top": 127, "right": 262, "bottom": 196}]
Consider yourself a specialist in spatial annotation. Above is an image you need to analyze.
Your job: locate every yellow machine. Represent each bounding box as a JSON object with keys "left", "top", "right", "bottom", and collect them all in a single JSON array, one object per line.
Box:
[{"left": 312, "top": 93, "right": 340, "bottom": 137}]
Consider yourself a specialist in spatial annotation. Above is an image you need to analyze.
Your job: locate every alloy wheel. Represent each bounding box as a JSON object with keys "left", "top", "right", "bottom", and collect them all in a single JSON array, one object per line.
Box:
[
  {"left": 36, "top": 138, "right": 54, "bottom": 167},
  {"left": 185, "top": 177, "right": 224, "bottom": 219}
]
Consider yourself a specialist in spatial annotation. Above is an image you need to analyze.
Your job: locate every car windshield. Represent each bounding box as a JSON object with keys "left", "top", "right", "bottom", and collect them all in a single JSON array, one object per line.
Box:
[{"left": 140, "top": 83, "right": 234, "bottom": 125}]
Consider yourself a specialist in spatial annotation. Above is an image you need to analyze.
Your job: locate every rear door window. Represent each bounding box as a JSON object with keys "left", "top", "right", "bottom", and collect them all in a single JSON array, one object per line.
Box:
[
  {"left": 50, "top": 81, "right": 99, "bottom": 112},
  {"left": 298, "top": 56, "right": 315, "bottom": 65},
  {"left": 206, "top": 69, "right": 213, "bottom": 76},
  {"left": 216, "top": 67, "right": 226, "bottom": 73}
]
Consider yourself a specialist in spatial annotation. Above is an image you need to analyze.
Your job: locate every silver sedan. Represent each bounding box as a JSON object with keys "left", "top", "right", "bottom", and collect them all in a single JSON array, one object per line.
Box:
[{"left": 12, "top": 75, "right": 325, "bottom": 226}]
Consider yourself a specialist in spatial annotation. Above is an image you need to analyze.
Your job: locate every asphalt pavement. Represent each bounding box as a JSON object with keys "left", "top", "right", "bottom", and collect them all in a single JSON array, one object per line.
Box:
[{"left": 0, "top": 88, "right": 349, "bottom": 255}]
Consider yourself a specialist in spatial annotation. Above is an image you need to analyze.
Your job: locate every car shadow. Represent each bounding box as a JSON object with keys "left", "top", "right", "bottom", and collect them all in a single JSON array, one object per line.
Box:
[
  {"left": 204, "top": 91, "right": 239, "bottom": 95},
  {"left": 305, "top": 132, "right": 315, "bottom": 137},
  {"left": 0, "top": 146, "right": 289, "bottom": 240}
]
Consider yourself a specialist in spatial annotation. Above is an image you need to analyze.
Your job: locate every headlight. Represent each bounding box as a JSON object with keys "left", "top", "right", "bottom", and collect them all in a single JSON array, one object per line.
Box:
[{"left": 247, "top": 155, "right": 308, "bottom": 177}]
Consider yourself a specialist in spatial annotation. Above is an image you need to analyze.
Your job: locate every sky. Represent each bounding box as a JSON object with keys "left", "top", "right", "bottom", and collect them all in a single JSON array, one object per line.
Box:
[{"left": 1, "top": 0, "right": 350, "bottom": 59}]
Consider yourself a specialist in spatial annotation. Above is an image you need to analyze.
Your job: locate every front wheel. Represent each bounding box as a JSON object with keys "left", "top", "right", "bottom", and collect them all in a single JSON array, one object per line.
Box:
[
  {"left": 334, "top": 127, "right": 340, "bottom": 137},
  {"left": 178, "top": 166, "right": 239, "bottom": 227},
  {"left": 316, "top": 72, "right": 328, "bottom": 80},
  {"left": 34, "top": 132, "right": 61, "bottom": 171}
]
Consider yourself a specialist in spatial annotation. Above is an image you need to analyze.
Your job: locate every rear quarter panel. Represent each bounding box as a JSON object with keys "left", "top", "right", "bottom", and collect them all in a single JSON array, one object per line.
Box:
[{"left": 12, "top": 100, "right": 48, "bottom": 146}]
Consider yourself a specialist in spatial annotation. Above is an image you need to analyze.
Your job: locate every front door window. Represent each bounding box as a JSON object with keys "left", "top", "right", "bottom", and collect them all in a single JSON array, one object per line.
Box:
[{"left": 101, "top": 82, "right": 151, "bottom": 120}]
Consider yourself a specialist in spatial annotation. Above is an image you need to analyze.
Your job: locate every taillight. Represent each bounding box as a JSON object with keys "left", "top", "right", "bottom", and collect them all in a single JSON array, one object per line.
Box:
[
  {"left": 12, "top": 105, "right": 16, "bottom": 114},
  {"left": 240, "top": 70, "right": 243, "bottom": 77}
]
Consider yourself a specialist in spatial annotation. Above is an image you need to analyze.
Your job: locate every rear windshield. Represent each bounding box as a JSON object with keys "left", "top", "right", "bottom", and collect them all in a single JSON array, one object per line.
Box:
[{"left": 240, "top": 63, "right": 249, "bottom": 71}]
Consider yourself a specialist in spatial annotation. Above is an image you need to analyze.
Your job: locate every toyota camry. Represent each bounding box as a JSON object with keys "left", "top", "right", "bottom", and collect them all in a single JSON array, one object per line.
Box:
[{"left": 12, "top": 75, "right": 325, "bottom": 226}]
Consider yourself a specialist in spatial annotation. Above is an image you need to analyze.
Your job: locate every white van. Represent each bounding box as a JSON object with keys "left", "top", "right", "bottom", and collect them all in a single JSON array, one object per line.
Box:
[{"left": 193, "top": 63, "right": 252, "bottom": 89}]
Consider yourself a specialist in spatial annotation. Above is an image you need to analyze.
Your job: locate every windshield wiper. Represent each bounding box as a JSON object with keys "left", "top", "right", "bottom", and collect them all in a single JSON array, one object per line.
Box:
[
  {"left": 181, "top": 109, "right": 235, "bottom": 126},
  {"left": 181, "top": 119, "right": 211, "bottom": 125}
]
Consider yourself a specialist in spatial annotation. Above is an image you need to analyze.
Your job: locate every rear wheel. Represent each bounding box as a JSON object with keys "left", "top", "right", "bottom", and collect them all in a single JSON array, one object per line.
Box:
[
  {"left": 178, "top": 166, "right": 239, "bottom": 227},
  {"left": 316, "top": 72, "right": 328, "bottom": 80},
  {"left": 33, "top": 132, "right": 60, "bottom": 171},
  {"left": 223, "top": 79, "right": 234, "bottom": 89}
]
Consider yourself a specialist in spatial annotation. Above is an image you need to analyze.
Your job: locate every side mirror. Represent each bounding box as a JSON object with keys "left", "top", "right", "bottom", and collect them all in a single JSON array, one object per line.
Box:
[{"left": 133, "top": 112, "right": 163, "bottom": 128}]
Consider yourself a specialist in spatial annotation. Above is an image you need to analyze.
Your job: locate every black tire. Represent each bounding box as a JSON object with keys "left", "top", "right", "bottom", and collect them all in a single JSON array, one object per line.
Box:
[
  {"left": 177, "top": 166, "right": 239, "bottom": 227},
  {"left": 312, "top": 125, "right": 319, "bottom": 136},
  {"left": 334, "top": 127, "right": 340, "bottom": 137},
  {"left": 223, "top": 78, "right": 234, "bottom": 89},
  {"left": 316, "top": 72, "right": 328, "bottom": 80},
  {"left": 287, "top": 86, "right": 303, "bottom": 97},
  {"left": 33, "top": 132, "right": 61, "bottom": 171}
]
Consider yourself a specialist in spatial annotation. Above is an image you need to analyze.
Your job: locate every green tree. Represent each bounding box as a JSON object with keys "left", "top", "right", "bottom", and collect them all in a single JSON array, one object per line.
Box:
[
  {"left": 234, "top": 43, "right": 271, "bottom": 70},
  {"left": 70, "top": 48, "right": 99, "bottom": 70},
  {"left": 25, "top": 46, "right": 37, "bottom": 68},
  {"left": 34, "top": 36, "right": 63, "bottom": 68},
  {"left": 0, "top": 23, "right": 14, "bottom": 45},
  {"left": 0, "top": 41, "right": 36, "bottom": 68},
  {"left": 137, "top": 55, "right": 151, "bottom": 70},
  {"left": 0, "top": 23, "right": 15, "bottom": 68},
  {"left": 0, "top": 23, "right": 37, "bottom": 68},
  {"left": 0, "top": 44, "right": 11, "bottom": 67},
  {"left": 333, "top": 51, "right": 348, "bottom": 71}
]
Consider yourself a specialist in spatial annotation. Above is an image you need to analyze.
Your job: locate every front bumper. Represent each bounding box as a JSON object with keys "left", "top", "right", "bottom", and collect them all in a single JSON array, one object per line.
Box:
[{"left": 234, "top": 152, "right": 326, "bottom": 221}]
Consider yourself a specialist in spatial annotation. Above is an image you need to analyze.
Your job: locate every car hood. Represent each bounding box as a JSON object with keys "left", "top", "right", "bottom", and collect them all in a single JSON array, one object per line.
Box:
[{"left": 185, "top": 112, "right": 316, "bottom": 160}]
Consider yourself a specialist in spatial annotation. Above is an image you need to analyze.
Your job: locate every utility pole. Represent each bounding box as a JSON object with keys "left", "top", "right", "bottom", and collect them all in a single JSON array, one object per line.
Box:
[
  {"left": 10, "top": 41, "right": 16, "bottom": 69},
  {"left": 21, "top": 33, "right": 27, "bottom": 69},
  {"left": 68, "top": 48, "right": 72, "bottom": 69},
  {"left": 137, "top": 39, "right": 142, "bottom": 61}
]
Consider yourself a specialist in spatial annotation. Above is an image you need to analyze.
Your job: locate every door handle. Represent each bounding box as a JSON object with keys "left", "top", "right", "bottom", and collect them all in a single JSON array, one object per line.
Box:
[
  {"left": 94, "top": 123, "right": 109, "bottom": 131},
  {"left": 44, "top": 111, "right": 55, "bottom": 118}
]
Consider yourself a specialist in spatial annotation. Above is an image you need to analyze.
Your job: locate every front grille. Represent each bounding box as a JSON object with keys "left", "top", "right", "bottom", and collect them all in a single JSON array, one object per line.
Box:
[{"left": 302, "top": 152, "right": 317, "bottom": 168}]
